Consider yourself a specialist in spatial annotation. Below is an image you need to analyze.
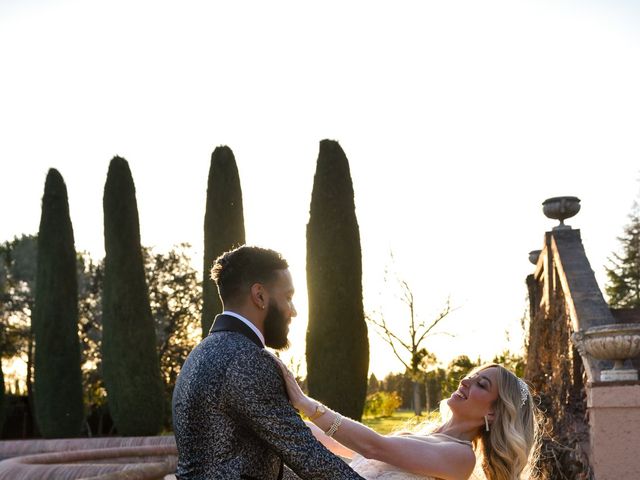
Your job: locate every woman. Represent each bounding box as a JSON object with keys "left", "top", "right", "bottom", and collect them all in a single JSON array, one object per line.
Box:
[{"left": 272, "top": 358, "right": 541, "bottom": 480}]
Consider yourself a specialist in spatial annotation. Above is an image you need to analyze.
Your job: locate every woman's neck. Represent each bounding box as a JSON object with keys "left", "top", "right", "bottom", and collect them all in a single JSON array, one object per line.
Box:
[{"left": 435, "top": 418, "right": 481, "bottom": 443}]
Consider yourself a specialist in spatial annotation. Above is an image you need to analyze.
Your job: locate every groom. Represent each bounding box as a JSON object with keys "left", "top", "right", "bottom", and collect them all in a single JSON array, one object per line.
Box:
[{"left": 172, "top": 245, "right": 363, "bottom": 480}]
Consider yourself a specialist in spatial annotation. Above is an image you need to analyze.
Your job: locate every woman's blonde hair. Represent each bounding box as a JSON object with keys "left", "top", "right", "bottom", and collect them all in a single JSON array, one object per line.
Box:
[{"left": 472, "top": 364, "right": 542, "bottom": 480}]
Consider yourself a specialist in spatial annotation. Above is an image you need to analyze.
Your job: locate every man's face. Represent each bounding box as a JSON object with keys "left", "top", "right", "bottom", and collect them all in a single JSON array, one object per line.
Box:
[{"left": 263, "top": 269, "right": 297, "bottom": 350}]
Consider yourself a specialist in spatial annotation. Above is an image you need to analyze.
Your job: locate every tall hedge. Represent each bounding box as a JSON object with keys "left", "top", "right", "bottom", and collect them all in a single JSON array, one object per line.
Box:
[
  {"left": 102, "top": 156, "right": 163, "bottom": 435},
  {"left": 306, "top": 140, "right": 369, "bottom": 421},
  {"left": 32, "top": 169, "right": 84, "bottom": 437},
  {"left": 201, "top": 146, "right": 245, "bottom": 336}
]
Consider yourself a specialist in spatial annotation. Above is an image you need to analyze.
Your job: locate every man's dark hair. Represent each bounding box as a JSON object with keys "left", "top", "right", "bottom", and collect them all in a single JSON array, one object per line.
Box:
[{"left": 211, "top": 245, "right": 289, "bottom": 304}]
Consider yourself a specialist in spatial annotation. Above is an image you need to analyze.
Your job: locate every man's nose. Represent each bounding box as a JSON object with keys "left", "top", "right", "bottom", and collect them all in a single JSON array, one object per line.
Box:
[{"left": 291, "top": 304, "right": 298, "bottom": 317}]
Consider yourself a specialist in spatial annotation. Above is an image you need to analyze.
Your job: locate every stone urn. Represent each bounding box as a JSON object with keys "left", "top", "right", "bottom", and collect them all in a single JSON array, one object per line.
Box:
[
  {"left": 572, "top": 323, "right": 640, "bottom": 381},
  {"left": 542, "top": 196, "right": 581, "bottom": 230},
  {"left": 528, "top": 250, "right": 542, "bottom": 265}
]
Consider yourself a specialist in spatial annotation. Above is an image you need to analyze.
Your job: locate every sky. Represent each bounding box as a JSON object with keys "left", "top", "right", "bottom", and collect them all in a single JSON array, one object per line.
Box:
[{"left": 2, "top": 0, "right": 640, "bottom": 378}]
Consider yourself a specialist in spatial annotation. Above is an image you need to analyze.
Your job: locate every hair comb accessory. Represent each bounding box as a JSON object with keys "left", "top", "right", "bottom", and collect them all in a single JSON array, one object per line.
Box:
[{"left": 518, "top": 378, "right": 529, "bottom": 407}]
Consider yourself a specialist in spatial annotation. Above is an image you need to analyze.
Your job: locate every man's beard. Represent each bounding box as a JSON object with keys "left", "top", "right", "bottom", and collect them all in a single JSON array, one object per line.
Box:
[{"left": 263, "top": 300, "right": 290, "bottom": 350}]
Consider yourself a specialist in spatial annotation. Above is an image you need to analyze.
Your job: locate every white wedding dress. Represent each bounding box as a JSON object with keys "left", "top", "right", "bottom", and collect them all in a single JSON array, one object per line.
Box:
[
  {"left": 350, "top": 455, "right": 435, "bottom": 479},
  {"left": 348, "top": 433, "right": 476, "bottom": 480}
]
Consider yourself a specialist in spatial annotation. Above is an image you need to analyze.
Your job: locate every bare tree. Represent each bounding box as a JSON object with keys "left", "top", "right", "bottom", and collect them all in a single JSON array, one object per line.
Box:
[{"left": 367, "top": 265, "right": 453, "bottom": 415}]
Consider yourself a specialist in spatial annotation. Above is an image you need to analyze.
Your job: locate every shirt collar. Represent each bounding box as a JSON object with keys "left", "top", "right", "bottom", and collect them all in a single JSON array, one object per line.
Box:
[{"left": 221, "top": 310, "right": 265, "bottom": 347}]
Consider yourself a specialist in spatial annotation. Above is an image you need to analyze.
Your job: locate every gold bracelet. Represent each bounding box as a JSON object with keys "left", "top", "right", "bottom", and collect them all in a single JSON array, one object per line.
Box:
[{"left": 325, "top": 414, "right": 343, "bottom": 438}]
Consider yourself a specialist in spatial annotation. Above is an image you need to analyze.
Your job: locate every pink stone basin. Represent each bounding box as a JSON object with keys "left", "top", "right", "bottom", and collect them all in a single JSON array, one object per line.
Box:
[{"left": 583, "top": 323, "right": 640, "bottom": 368}]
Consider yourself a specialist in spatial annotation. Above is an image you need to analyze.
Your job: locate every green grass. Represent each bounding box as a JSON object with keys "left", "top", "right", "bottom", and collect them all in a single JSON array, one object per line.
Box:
[{"left": 362, "top": 409, "right": 440, "bottom": 435}]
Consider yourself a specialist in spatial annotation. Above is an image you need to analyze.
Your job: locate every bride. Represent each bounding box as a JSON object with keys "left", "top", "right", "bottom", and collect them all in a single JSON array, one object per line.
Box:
[{"left": 272, "top": 358, "right": 542, "bottom": 480}]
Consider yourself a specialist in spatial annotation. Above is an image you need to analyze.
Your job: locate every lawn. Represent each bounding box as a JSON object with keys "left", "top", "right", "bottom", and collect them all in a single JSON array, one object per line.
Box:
[{"left": 362, "top": 409, "right": 441, "bottom": 435}]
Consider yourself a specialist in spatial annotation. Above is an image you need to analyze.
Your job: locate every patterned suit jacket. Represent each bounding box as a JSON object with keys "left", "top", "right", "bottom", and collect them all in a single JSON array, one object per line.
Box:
[{"left": 172, "top": 314, "right": 364, "bottom": 480}]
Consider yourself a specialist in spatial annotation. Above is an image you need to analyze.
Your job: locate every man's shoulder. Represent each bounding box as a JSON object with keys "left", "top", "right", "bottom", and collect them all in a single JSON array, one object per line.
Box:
[
  {"left": 223, "top": 344, "right": 282, "bottom": 392},
  {"left": 180, "top": 332, "right": 265, "bottom": 378},
  {"left": 226, "top": 340, "right": 277, "bottom": 371},
  {"left": 200, "top": 330, "right": 262, "bottom": 355},
  {"left": 197, "top": 332, "right": 275, "bottom": 372}
]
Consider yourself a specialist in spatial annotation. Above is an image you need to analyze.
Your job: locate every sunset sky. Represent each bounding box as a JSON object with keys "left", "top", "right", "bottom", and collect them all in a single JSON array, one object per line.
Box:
[{"left": 2, "top": 0, "right": 640, "bottom": 378}]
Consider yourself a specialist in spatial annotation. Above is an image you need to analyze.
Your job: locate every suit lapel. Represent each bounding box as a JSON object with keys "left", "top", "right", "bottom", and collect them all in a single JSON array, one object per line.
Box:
[{"left": 209, "top": 314, "right": 264, "bottom": 349}]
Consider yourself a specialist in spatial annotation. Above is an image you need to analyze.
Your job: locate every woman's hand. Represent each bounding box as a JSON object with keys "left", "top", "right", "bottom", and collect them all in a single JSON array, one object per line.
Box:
[{"left": 266, "top": 351, "right": 312, "bottom": 413}]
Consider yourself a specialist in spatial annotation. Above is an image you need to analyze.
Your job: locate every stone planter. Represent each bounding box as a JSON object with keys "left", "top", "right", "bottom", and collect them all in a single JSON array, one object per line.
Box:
[
  {"left": 542, "top": 196, "right": 581, "bottom": 230},
  {"left": 528, "top": 250, "right": 541, "bottom": 265},
  {"left": 572, "top": 323, "right": 640, "bottom": 381}
]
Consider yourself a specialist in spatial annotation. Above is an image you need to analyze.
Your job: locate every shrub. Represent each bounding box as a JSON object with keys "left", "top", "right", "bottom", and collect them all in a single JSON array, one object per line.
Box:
[{"left": 363, "top": 391, "right": 401, "bottom": 418}]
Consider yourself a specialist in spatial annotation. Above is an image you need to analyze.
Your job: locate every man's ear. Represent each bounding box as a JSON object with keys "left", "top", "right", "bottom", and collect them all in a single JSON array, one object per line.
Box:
[{"left": 250, "top": 283, "right": 267, "bottom": 310}]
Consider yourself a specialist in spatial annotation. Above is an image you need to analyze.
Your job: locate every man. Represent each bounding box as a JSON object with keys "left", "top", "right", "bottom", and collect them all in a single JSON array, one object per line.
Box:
[{"left": 173, "top": 245, "right": 364, "bottom": 480}]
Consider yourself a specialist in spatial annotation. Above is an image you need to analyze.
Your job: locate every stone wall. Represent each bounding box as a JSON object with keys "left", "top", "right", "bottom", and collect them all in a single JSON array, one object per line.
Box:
[
  {"left": 525, "top": 229, "right": 611, "bottom": 479},
  {"left": 526, "top": 227, "right": 640, "bottom": 479},
  {"left": 587, "top": 383, "right": 640, "bottom": 479}
]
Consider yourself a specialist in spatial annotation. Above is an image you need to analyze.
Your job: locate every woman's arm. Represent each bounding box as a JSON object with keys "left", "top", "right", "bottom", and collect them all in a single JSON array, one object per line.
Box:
[
  {"left": 301, "top": 400, "right": 473, "bottom": 480},
  {"left": 305, "top": 420, "right": 356, "bottom": 459},
  {"left": 271, "top": 354, "right": 475, "bottom": 480}
]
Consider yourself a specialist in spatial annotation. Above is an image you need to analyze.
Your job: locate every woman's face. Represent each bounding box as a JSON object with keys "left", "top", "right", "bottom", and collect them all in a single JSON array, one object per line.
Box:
[{"left": 447, "top": 366, "right": 500, "bottom": 423}]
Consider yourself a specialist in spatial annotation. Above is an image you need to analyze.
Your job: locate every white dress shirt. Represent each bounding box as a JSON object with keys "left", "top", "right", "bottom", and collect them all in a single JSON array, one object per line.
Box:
[{"left": 221, "top": 310, "right": 265, "bottom": 347}]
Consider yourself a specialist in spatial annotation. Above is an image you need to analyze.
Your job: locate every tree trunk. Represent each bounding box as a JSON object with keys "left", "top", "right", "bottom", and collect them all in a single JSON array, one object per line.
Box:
[
  {"left": 425, "top": 380, "right": 431, "bottom": 412},
  {"left": 412, "top": 380, "right": 422, "bottom": 416},
  {"left": 26, "top": 330, "right": 37, "bottom": 437}
]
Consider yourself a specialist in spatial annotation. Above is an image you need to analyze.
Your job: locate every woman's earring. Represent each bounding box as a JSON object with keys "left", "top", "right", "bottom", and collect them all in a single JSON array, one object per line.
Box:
[{"left": 484, "top": 415, "right": 490, "bottom": 432}]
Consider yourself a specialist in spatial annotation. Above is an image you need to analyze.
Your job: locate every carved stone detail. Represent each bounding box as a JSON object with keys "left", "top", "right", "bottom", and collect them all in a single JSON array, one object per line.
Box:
[
  {"left": 575, "top": 323, "right": 640, "bottom": 381},
  {"left": 571, "top": 330, "right": 594, "bottom": 383}
]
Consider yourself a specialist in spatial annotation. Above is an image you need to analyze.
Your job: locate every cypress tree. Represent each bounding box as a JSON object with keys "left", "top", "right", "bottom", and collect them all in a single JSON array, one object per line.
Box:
[
  {"left": 606, "top": 202, "right": 640, "bottom": 308},
  {"left": 0, "top": 366, "right": 4, "bottom": 432},
  {"left": 33, "top": 169, "right": 84, "bottom": 437},
  {"left": 306, "top": 140, "right": 369, "bottom": 421},
  {"left": 102, "top": 156, "right": 163, "bottom": 435},
  {"left": 201, "top": 146, "right": 245, "bottom": 336}
]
